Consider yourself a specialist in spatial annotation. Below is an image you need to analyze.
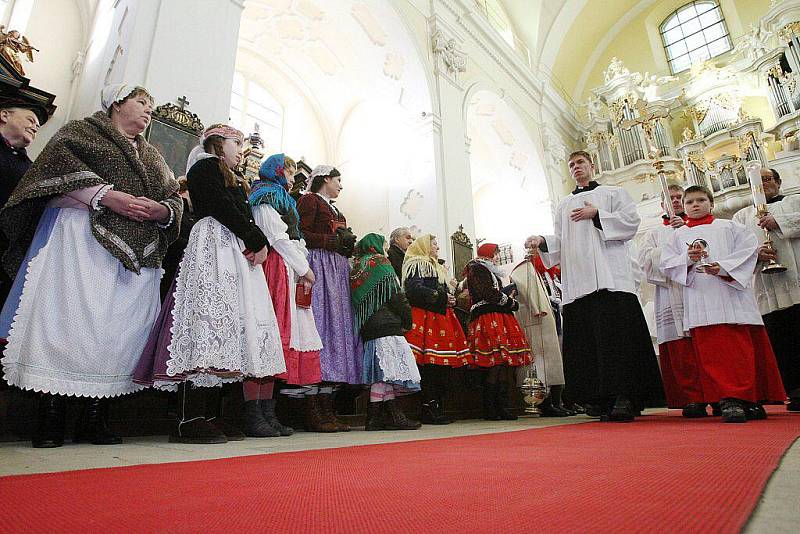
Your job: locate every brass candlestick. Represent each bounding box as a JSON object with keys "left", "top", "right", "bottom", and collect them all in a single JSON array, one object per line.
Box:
[{"left": 756, "top": 204, "right": 787, "bottom": 274}]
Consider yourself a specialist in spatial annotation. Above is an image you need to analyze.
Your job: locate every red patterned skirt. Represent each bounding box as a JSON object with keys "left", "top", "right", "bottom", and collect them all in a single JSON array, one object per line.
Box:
[
  {"left": 468, "top": 311, "right": 531, "bottom": 367},
  {"left": 405, "top": 307, "right": 470, "bottom": 367}
]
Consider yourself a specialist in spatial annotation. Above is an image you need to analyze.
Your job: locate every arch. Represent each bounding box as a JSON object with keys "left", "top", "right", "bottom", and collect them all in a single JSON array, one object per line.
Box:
[{"left": 466, "top": 89, "right": 553, "bottom": 265}]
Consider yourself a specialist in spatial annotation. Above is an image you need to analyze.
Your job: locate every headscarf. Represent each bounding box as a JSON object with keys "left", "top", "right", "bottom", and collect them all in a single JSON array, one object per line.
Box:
[
  {"left": 249, "top": 153, "right": 301, "bottom": 238},
  {"left": 470, "top": 242, "right": 505, "bottom": 279},
  {"left": 401, "top": 233, "right": 449, "bottom": 284},
  {"left": 185, "top": 124, "right": 244, "bottom": 173},
  {"left": 100, "top": 84, "right": 148, "bottom": 112},
  {"left": 350, "top": 233, "right": 400, "bottom": 331}
]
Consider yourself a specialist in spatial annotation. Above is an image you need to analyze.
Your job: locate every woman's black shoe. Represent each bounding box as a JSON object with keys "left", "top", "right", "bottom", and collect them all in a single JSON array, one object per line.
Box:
[
  {"left": 495, "top": 383, "right": 517, "bottom": 421},
  {"left": 74, "top": 398, "right": 122, "bottom": 445},
  {"left": 32, "top": 393, "right": 66, "bottom": 448}
]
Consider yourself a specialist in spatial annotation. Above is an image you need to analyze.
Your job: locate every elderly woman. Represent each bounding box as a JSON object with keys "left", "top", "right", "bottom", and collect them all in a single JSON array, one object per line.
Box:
[
  {"left": 0, "top": 84, "right": 183, "bottom": 448},
  {"left": 402, "top": 234, "right": 470, "bottom": 424}
]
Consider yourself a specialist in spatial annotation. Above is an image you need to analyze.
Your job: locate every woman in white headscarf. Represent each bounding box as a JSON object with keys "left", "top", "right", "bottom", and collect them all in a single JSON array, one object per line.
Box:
[{"left": 0, "top": 84, "right": 183, "bottom": 448}]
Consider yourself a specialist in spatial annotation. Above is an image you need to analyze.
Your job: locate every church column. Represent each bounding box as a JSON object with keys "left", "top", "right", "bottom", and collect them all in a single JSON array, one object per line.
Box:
[
  {"left": 73, "top": 0, "right": 244, "bottom": 123},
  {"left": 428, "top": 17, "right": 475, "bottom": 264}
]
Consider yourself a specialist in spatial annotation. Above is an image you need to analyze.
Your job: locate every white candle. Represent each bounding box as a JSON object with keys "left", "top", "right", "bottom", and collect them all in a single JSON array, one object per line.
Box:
[
  {"left": 746, "top": 160, "right": 767, "bottom": 206},
  {"left": 659, "top": 174, "right": 674, "bottom": 218}
]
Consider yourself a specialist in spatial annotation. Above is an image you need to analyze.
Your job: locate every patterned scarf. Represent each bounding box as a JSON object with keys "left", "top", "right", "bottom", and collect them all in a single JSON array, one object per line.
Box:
[
  {"left": 249, "top": 153, "right": 301, "bottom": 239},
  {"left": 350, "top": 233, "right": 399, "bottom": 331}
]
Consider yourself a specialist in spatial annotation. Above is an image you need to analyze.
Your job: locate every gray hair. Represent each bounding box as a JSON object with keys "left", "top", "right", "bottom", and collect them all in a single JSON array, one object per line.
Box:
[{"left": 390, "top": 227, "right": 411, "bottom": 245}]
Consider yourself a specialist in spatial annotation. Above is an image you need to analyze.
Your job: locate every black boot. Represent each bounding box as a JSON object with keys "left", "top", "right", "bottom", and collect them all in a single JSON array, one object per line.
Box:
[
  {"left": 788, "top": 397, "right": 800, "bottom": 412},
  {"left": 170, "top": 383, "right": 228, "bottom": 444},
  {"left": 549, "top": 385, "right": 575, "bottom": 416},
  {"left": 482, "top": 384, "right": 500, "bottom": 421},
  {"left": 720, "top": 398, "right": 747, "bottom": 423},
  {"left": 681, "top": 403, "right": 708, "bottom": 418},
  {"left": 74, "top": 398, "right": 122, "bottom": 445},
  {"left": 495, "top": 382, "right": 518, "bottom": 421},
  {"left": 607, "top": 396, "right": 635, "bottom": 422},
  {"left": 243, "top": 400, "right": 280, "bottom": 437},
  {"left": 32, "top": 393, "right": 66, "bottom": 448},
  {"left": 421, "top": 400, "right": 451, "bottom": 425},
  {"left": 365, "top": 402, "right": 384, "bottom": 431},
  {"left": 260, "top": 399, "right": 293, "bottom": 436},
  {"left": 383, "top": 399, "right": 421, "bottom": 430},
  {"left": 205, "top": 387, "right": 245, "bottom": 441}
]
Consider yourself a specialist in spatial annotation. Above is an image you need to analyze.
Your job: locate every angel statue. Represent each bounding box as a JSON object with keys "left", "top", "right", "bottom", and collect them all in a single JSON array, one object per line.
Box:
[{"left": 0, "top": 26, "right": 38, "bottom": 76}]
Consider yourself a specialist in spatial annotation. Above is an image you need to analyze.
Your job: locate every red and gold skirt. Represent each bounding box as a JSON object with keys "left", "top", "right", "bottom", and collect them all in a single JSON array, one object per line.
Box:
[
  {"left": 405, "top": 307, "right": 470, "bottom": 367},
  {"left": 468, "top": 312, "right": 531, "bottom": 367}
]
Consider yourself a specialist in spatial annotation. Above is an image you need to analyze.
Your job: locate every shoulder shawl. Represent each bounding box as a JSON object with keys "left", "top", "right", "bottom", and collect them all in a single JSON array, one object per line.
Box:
[{"left": 1, "top": 111, "right": 182, "bottom": 275}]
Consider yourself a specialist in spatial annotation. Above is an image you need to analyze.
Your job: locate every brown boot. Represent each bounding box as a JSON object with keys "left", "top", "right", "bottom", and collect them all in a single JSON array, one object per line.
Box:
[
  {"left": 318, "top": 392, "right": 351, "bottom": 432},
  {"left": 383, "top": 399, "right": 421, "bottom": 430},
  {"left": 304, "top": 395, "right": 338, "bottom": 433},
  {"left": 365, "top": 402, "right": 384, "bottom": 431}
]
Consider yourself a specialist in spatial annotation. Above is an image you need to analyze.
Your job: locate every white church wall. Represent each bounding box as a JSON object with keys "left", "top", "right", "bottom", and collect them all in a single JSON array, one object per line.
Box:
[{"left": 15, "top": 0, "right": 87, "bottom": 156}]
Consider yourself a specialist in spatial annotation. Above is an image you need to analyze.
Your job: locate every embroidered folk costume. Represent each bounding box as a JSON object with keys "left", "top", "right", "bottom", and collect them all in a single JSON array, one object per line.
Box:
[
  {"left": 350, "top": 233, "right": 421, "bottom": 430},
  {"left": 465, "top": 243, "right": 531, "bottom": 420},
  {"left": 402, "top": 234, "right": 470, "bottom": 424},
  {"left": 661, "top": 213, "right": 786, "bottom": 420},
  {"left": 0, "top": 84, "right": 182, "bottom": 446},
  {"left": 241, "top": 154, "right": 323, "bottom": 437},
  {"left": 295, "top": 165, "right": 361, "bottom": 432}
]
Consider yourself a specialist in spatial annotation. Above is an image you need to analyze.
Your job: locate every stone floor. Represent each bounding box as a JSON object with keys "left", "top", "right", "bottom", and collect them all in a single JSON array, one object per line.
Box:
[{"left": 0, "top": 411, "right": 797, "bottom": 533}]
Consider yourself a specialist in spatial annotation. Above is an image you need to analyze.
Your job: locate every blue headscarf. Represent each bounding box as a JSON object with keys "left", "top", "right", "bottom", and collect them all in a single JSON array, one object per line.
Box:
[{"left": 249, "top": 153, "right": 302, "bottom": 238}]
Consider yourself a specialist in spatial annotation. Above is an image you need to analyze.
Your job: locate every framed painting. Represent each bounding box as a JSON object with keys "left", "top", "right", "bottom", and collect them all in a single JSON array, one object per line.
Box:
[{"left": 145, "top": 102, "right": 204, "bottom": 178}]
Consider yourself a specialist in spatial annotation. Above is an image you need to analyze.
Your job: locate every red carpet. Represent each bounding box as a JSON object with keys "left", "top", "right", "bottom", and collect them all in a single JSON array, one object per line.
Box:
[{"left": 2, "top": 410, "right": 798, "bottom": 533}]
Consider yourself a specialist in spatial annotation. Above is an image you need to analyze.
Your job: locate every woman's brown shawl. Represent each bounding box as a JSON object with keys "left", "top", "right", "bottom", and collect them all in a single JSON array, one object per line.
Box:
[{"left": 0, "top": 111, "right": 183, "bottom": 276}]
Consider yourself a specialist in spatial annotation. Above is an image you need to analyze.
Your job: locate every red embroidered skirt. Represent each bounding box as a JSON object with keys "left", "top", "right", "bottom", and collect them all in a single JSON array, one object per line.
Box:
[
  {"left": 689, "top": 324, "right": 786, "bottom": 403},
  {"left": 658, "top": 338, "right": 703, "bottom": 408},
  {"left": 405, "top": 307, "right": 470, "bottom": 367},
  {"left": 468, "top": 312, "right": 531, "bottom": 367}
]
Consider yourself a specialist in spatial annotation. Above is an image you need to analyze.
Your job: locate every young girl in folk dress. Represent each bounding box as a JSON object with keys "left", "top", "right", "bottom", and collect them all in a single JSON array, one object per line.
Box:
[
  {"left": 464, "top": 243, "right": 531, "bottom": 420},
  {"left": 136, "top": 124, "right": 284, "bottom": 443},
  {"left": 351, "top": 233, "right": 421, "bottom": 431},
  {"left": 242, "top": 154, "right": 322, "bottom": 437},
  {"left": 402, "top": 234, "right": 470, "bottom": 424}
]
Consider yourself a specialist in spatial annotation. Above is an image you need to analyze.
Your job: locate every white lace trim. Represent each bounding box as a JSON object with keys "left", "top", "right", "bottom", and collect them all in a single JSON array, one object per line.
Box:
[
  {"left": 374, "top": 336, "right": 421, "bottom": 383},
  {"left": 91, "top": 185, "right": 113, "bottom": 211},
  {"left": 156, "top": 202, "right": 175, "bottom": 229},
  {"left": 166, "top": 217, "right": 286, "bottom": 379}
]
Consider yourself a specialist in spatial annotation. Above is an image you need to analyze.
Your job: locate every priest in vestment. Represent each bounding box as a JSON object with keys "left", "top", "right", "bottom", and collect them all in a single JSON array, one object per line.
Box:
[
  {"left": 510, "top": 245, "right": 569, "bottom": 416},
  {"left": 733, "top": 168, "right": 800, "bottom": 411},
  {"left": 528, "top": 151, "right": 663, "bottom": 422}
]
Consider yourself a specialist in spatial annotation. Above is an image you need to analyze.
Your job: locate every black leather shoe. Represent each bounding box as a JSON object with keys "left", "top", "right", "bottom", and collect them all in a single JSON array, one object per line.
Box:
[
  {"left": 32, "top": 393, "right": 66, "bottom": 448},
  {"left": 720, "top": 398, "right": 746, "bottom": 423},
  {"left": 421, "top": 400, "right": 451, "bottom": 425},
  {"left": 74, "top": 398, "right": 122, "bottom": 445},
  {"left": 681, "top": 403, "right": 708, "bottom": 418},
  {"left": 787, "top": 398, "right": 800, "bottom": 412},
  {"left": 744, "top": 403, "right": 767, "bottom": 421},
  {"left": 608, "top": 396, "right": 635, "bottom": 422},
  {"left": 540, "top": 403, "right": 573, "bottom": 417}
]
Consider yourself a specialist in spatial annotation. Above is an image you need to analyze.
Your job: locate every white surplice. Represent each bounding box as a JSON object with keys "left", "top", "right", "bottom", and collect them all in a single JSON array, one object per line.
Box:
[
  {"left": 639, "top": 224, "right": 687, "bottom": 344},
  {"left": 661, "top": 219, "right": 762, "bottom": 329},
  {"left": 540, "top": 185, "right": 641, "bottom": 305},
  {"left": 733, "top": 195, "right": 800, "bottom": 315}
]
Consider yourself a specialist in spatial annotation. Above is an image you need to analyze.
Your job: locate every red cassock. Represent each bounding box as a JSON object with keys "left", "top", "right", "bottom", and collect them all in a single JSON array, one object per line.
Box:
[
  {"left": 658, "top": 338, "right": 703, "bottom": 408},
  {"left": 688, "top": 324, "right": 785, "bottom": 403}
]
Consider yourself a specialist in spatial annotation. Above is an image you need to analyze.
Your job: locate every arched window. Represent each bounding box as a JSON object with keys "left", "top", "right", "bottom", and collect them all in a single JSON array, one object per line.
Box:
[
  {"left": 229, "top": 72, "right": 284, "bottom": 149},
  {"left": 660, "top": 1, "right": 731, "bottom": 74}
]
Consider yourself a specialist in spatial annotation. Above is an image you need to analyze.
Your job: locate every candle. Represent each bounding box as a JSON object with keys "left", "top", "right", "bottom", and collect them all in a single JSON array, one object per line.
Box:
[
  {"left": 659, "top": 174, "right": 674, "bottom": 219},
  {"left": 746, "top": 160, "right": 767, "bottom": 206}
]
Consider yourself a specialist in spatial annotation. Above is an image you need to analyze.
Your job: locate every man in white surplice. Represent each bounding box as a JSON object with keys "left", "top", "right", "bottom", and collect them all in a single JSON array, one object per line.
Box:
[
  {"left": 528, "top": 151, "right": 663, "bottom": 422},
  {"left": 733, "top": 167, "right": 800, "bottom": 411}
]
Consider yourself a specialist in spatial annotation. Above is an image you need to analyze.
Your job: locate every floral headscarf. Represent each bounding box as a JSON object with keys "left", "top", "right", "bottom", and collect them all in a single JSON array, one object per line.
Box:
[
  {"left": 249, "top": 153, "right": 301, "bottom": 238},
  {"left": 350, "top": 233, "right": 400, "bottom": 331}
]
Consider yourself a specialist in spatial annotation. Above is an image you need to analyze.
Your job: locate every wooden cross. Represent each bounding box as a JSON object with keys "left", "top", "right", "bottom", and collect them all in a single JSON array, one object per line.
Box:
[{"left": 176, "top": 95, "right": 190, "bottom": 110}]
